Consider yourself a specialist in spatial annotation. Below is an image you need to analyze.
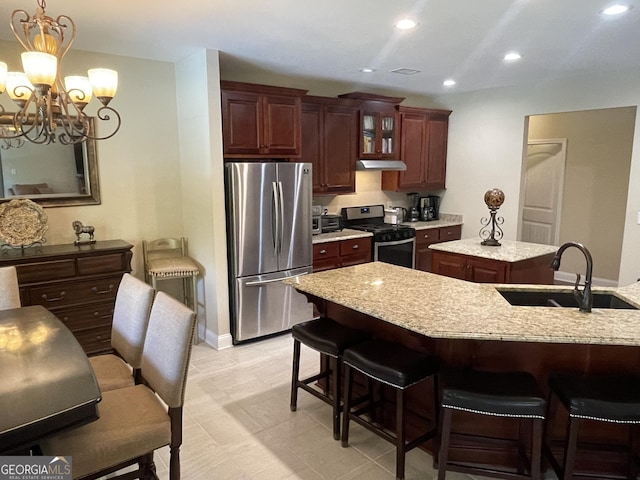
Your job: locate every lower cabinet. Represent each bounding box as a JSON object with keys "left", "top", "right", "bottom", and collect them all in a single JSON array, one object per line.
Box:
[
  {"left": 313, "top": 237, "right": 372, "bottom": 272},
  {"left": 431, "top": 250, "right": 555, "bottom": 284},
  {"left": 1, "top": 240, "right": 133, "bottom": 354},
  {"left": 415, "top": 225, "right": 462, "bottom": 272}
]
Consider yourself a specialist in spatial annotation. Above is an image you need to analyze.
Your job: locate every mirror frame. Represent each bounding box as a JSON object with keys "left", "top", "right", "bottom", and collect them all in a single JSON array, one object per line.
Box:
[{"left": 0, "top": 117, "right": 101, "bottom": 207}]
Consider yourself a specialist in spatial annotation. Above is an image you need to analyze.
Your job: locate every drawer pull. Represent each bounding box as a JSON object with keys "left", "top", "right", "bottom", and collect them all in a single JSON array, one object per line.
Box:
[
  {"left": 42, "top": 291, "right": 66, "bottom": 302},
  {"left": 92, "top": 284, "right": 114, "bottom": 295},
  {"left": 424, "top": 234, "right": 430, "bottom": 239},
  {"left": 319, "top": 249, "right": 327, "bottom": 254},
  {"left": 352, "top": 244, "right": 359, "bottom": 249},
  {"left": 94, "top": 311, "right": 113, "bottom": 319}
]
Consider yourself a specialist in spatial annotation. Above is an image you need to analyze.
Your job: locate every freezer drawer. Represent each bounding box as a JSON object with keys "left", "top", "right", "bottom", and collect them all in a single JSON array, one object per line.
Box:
[{"left": 232, "top": 267, "right": 314, "bottom": 343}]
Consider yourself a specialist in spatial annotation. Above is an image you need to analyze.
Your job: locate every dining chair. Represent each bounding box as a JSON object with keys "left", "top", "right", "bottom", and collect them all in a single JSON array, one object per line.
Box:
[
  {"left": 40, "top": 291, "right": 197, "bottom": 480},
  {"left": 142, "top": 237, "right": 199, "bottom": 343},
  {"left": 89, "top": 273, "right": 155, "bottom": 392},
  {"left": 0, "top": 266, "right": 20, "bottom": 310}
]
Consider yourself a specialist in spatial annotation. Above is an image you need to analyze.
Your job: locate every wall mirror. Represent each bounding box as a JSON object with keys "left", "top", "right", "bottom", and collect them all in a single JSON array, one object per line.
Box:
[{"left": 0, "top": 117, "right": 100, "bottom": 207}]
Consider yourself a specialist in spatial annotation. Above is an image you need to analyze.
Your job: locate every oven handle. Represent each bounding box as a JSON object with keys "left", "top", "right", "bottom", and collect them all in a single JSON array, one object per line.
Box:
[{"left": 375, "top": 237, "right": 415, "bottom": 247}]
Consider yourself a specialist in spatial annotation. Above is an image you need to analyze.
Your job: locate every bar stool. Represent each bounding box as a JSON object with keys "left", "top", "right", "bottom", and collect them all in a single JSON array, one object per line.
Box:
[
  {"left": 290, "top": 318, "right": 370, "bottom": 440},
  {"left": 438, "top": 369, "right": 546, "bottom": 480},
  {"left": 341, "top": 339, "right": 439, "bottom": 480},
  {"left": 544, "top": 372, "right": 640, "bottom": 480}
]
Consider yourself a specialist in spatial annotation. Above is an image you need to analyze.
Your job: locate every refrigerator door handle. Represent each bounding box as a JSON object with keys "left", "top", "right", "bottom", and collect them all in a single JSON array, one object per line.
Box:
[
  {"left": 272, "top": 181, "right": 279, "bottom": 256},
  {"left": 277, "top": 181, "right": 285, "bottom": 256},
  {"left": 245, "top": 271, "right": 309, "bottom": 287}
]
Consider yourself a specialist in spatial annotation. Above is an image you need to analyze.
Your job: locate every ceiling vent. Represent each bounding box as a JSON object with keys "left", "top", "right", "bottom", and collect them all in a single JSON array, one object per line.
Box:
[{"left": 390, "top": 68, "right": 421, "bottom": 75}]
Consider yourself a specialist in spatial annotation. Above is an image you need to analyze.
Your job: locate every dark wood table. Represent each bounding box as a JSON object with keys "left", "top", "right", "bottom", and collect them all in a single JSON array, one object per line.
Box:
[{"left": 0, "top": 305, "right": 101, "bottom": 453}]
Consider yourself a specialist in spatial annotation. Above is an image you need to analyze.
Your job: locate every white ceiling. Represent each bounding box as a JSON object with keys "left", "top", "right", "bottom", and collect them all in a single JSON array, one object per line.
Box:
[{"left": 1, "top": 0, "right": 639, "bottom": 96}]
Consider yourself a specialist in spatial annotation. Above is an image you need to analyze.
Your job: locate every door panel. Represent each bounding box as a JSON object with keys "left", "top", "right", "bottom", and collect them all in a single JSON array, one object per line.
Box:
[
  {"left": 521, "top": 140, "right": 566, "bottom": 245},
  {"left": 225, "top": 163, "right": 278, "bottom": 277}
]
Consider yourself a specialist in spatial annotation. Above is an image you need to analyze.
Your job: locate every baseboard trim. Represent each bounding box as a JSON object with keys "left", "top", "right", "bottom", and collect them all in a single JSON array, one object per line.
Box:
[
  {"left": 554, "top": 271, "right": 618, "bottom": 288},
  {"left": 199, "top": 327, "right": 233, "bottom": 350}
]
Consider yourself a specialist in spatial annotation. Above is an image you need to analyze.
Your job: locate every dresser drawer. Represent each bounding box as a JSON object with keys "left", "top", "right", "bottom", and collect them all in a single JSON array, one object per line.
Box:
[
  {"left": 340, "top": 238, "right": 371, "bottom": 257},
  {"left": 73, "top": 325, "right": 113, "bottom": 355},
  {"left": 56, "top": 301, "right": 114, "bottom": 332},
  {"left": 313, "top": 242, "right": 340, "bottom": 259},
  {"left": 77, "top": 254, "right": 128, "bottom": 275},
  {"left": 28, "top": 276, "right": 121, "bottom": 308},
  {"left": 17, "top": 260, "right": 76, "bottom": 283}
]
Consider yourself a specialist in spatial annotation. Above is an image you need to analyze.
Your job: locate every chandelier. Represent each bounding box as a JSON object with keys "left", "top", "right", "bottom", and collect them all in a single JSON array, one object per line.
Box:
[{"left": 0, "top": 0, "right": 121, "bottom": 146}]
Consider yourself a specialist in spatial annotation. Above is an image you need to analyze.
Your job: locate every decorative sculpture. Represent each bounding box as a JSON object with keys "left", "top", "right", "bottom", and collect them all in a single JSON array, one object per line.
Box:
[
  {"left": 72, "top": 220, "right": 96, "bottom": 245},
  {"left": 479, "top": 188, "right": 505, "bottom": 246}
]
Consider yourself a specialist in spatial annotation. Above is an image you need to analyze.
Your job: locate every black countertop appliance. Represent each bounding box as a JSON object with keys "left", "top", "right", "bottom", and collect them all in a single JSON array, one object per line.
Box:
[{"left": 419, "top": 195, "right": 440, "bottom": 221}]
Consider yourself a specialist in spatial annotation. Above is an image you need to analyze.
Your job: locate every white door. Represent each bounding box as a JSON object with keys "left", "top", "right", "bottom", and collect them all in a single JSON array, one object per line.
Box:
[{"left": 519, "top": 139, "right": 567, "bottom": 245}]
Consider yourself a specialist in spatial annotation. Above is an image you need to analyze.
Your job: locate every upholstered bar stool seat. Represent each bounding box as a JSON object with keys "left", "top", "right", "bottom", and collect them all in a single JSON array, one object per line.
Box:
[
  {"left": 290, "top": 318, "right": 370, "bottom": 440},
  {"left": 545, "top": 372, "right": 640, "bottom": 480},
  {"left": 438, "top": 369, "right": 546, "bottom": 480},
  {"left": 341, "top": 339, "right": 439, "bottom": 480}
]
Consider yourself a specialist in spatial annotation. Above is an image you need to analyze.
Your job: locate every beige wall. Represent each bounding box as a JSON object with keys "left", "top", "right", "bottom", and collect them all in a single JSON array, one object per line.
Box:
[{"left": 527, "top": 108, "right": 635, "bottom": 282}]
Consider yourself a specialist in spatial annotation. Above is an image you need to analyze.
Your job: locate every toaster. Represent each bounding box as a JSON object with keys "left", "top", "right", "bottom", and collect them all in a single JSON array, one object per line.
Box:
[{"left": 321, "top": 215, "right": 342, "bottom": 233}]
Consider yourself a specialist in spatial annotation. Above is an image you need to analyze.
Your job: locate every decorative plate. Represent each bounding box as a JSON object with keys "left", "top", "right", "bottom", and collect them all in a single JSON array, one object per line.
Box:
[{"left": 0, "top": 199, "right": 48, "bottom": 247}]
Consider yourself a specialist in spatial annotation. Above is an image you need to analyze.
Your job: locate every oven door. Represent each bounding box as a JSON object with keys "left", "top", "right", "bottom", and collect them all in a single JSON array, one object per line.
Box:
[{"left": 374, "top": 237, "right": 415, "bottom": 268}]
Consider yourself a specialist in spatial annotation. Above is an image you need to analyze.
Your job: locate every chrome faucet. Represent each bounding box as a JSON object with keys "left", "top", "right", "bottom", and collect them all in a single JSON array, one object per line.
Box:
[{"left": 551, "top": 242, "right": 593, "bottom": 312}]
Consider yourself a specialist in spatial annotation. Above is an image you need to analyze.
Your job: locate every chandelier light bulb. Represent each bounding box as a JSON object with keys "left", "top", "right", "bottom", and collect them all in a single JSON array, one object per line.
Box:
[
  {"left": 64, "top": 75, "right": 93, "bottom": 108},
  {"left": 88, "top": 68, "right": 118, "bottom": 105},
  {"left": 0, "top": 62, "right": 7, "bottom": 94},
  {"left": 21, "top": 51, "right": 57, "bottom": 88},
  {"left": 33, "top": 32, "right": 59, "bottom": 55},
  {"left": 6, "top": 72, "right": 33, "bottom": 106}
]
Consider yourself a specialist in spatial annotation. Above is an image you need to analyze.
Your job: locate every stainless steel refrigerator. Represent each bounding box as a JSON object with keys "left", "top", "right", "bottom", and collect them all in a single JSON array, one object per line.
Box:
[{"left": 225, "top": 162, "right": 314, "bottom": 343}]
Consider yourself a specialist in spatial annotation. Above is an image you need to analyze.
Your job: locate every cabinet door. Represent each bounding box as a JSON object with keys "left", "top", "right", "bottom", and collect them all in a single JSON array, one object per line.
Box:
[
  {"left": 359, "top": 108, "right": 399, "bottom": 159},
  {"left": 398, "top": 112, "right": 428, "bottom": 190},
  {"left": 323, "top": 105, "right": 357, "bottom": 193},
  {"left": 221, "top": 90, "right": 262, "bottom": 155},
  {"left": 301, "top": 104, "right": 324, "bottom": 192},
  {"left": 431, "top": 251, "right": 468, "bottom": 280},
  {"left": 415, "top": 229, "right": 440, "bottom": 272},
  {"left": 313, "top": 242, "right": 340, "bottom": 272},
  {"left": 467, "top": 257, "right": 507, "bottom": 283},
  {"left": 340, "top": 238, "right": 371, "bottom": 266},
  {"left": 263, "top": 94, "right": 302, "bottom": 156},
  {"left": 439, "top": 225, "right": 462, "bottom": 242},
  {"left": 425, "top": 114, "right": 449, "bottom": 189}
]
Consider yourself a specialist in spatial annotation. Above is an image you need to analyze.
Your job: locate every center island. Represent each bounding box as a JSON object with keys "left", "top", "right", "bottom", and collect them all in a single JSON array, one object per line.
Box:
[{"left": 285, "top": 262, "right": 640, "bottom": 473}]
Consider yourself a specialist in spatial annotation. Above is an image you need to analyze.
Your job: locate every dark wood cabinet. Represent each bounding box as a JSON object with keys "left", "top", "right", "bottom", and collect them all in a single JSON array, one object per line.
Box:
[
  {"left": 382, "top": 106, "right": 452, "bottom": 192},
  {"left": 431, "top": 249, "right": 555, "bottom": 284},
  {"left": 221, "top": 81, "right": 308, "bottom": 158},
  {"left": 415, "top": 225, "right": 462, "bottom": 272},
  {"left": 338, "top": 92, "right": 404, "bottom": 160},
  {"left": 301, "top": 96, "right": 359, "bottom": 194},
  {"left": 313, "top": 237, "right": 372, "bottom": 272},
  {"left": 0, "top": 240, "right": 133, "bottom": 354}
]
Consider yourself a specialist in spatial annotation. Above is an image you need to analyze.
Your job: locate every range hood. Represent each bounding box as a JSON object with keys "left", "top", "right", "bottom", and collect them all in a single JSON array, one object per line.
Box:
[{"left": 356, "top": 160, "right": 407, "bottom": 171}]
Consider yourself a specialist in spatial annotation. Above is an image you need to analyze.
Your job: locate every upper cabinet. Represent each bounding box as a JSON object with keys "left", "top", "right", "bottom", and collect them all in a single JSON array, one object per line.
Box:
[
  {"left": 220, "top": 81, "right": 308, "bottom": 158},
  {"left": 338, "top": 92, "right": 405, "bottom": 160},
  {"left": 382, "top": 106, "right": 452, "bottom": 192},
  {"left": 301, "top": 96, "right": 360, "bottom": 195}
]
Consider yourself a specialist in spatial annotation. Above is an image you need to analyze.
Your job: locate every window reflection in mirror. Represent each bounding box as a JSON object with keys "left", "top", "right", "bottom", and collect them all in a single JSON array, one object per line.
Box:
[{"left": 0, "top": 118, "right": 100, "bottom": 207}]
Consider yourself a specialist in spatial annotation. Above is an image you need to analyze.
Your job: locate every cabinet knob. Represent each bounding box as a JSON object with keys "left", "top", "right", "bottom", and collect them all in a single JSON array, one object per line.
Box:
[
  {"left": 320, "top": 249, "right": 327, "bottom": 254},
  {"left": 352, "top": 244, "right": 359, "bottom": 249},
  {"left": 424, "top": 234, "right": 430, "bottom": 239}
]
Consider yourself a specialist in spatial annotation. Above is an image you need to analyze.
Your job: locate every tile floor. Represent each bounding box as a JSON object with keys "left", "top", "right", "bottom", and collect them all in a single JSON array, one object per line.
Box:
[{"left": 148, "top": 334, "right": 495, "bottom": 480}]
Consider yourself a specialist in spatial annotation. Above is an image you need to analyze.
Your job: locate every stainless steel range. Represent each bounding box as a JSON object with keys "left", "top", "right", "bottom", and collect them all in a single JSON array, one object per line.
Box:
[{"left": 341, "top": 205, "right": 415, "bottom": 268}]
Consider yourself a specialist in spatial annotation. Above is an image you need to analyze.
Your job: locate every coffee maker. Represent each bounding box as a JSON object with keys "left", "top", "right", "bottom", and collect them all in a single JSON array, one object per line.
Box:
[
  {"left": 406, "top": 193, "right": 420, "bottom": 222},
  {"left": 419, "top": 195, "right": 440, "bottom": 221}
]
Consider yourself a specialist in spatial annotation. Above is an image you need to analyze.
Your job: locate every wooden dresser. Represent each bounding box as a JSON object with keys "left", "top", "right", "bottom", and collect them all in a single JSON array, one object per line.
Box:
[{"left": 0, "top": 240, "right": 133, "bottom": 355}]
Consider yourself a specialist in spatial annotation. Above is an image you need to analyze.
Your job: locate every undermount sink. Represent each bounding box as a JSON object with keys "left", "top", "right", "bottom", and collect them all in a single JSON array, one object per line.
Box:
[{"left": 497, "top": 289, "right": 638, "bottom": 310}]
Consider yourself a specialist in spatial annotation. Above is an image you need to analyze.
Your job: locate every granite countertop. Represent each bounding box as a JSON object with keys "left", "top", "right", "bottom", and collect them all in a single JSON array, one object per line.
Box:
[
  {"left": 429, "top": 238, "right": 558, "bottom": 262},
  {"left": 312, "top": 229, "right": 373, "bottom": 244},
  {"left": 285, "top": 262, "right": 640, "bottom": 346},
  {"left": 402, "top": 213, "right": 463, "bottom": 231}
]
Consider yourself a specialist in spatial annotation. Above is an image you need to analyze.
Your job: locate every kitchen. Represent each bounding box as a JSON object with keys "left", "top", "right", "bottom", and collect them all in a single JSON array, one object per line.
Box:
[{"left": 2, "top": 0, "right": 640, "bottom": 477}]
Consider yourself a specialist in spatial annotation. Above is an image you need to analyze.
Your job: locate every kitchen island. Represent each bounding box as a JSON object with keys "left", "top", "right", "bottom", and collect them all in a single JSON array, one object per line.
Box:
[{"left": 285, "top": 262, "right": 640, "bottom": 474}]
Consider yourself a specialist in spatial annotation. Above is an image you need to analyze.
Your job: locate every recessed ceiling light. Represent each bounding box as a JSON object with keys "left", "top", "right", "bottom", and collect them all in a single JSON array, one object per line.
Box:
[
  {"left": 602, "top": 4, "right": 631, "bottom": 15},
  {"left": 443, "top": 79, "right": 456, "bottom": 87},
  {"left": 504, "top": 52, "right": 522, "bottom": 62},
  {"left": 360, "top": 68, "right": 376, "bottom": 73},
  {"left": 395, "top": 18, "right": 418, "bottom": 30}
]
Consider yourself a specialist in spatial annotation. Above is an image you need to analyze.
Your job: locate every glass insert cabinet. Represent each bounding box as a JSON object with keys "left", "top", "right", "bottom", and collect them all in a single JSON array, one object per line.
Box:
[{"left": 338, "top": 92, "right": 405, "bottom": 160}]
